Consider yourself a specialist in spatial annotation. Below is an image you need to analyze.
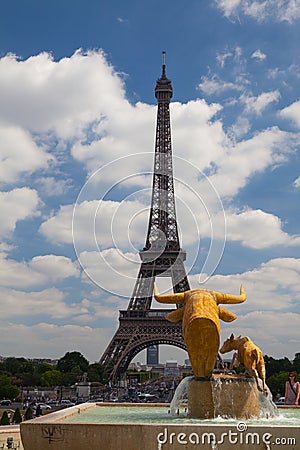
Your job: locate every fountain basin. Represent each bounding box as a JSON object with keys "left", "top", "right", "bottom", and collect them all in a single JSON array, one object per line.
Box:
[
  {"left": 171, "top": 374, "right": 278, "bottom": 419},
  {"left": 20, "top": 402, "right": 300, "bottom": 450}
]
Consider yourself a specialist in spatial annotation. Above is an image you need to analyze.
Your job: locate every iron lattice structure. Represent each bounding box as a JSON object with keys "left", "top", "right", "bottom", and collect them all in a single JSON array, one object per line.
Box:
[{"left": 100, "top": 54, "right": 190, "bottom": 381}]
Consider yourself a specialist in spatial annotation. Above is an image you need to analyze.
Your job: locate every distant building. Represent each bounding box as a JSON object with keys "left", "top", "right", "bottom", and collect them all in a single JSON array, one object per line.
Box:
[
  {"left": 164, "top": 361, "right": 180, "bottom": 378},
  {"left": 30, "top": 358, "right": 59, "bottom": 366},
  {"left": 127, "top": 359, "right": 192, "bottom": 380},
  {"left": 147, "top": 345, "right": 159, "bottom": 365},
  {"left": 0, "top": 355, "right": 58, "bottom": 365}
]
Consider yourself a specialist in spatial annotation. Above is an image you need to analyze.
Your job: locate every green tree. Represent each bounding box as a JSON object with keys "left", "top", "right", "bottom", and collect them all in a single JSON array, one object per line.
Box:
[
  {"left": 2, "top": 357, "right": 25, "bottom": 375},
  {"left": 19, "top": 359, "right": 35, "bottom": 376},
  {"left": 264, "top": 355, "right": 293, "bottom": 377},
  {"left": 24, "top": 407, "right": 33, "bottom": 421},
  {"left": 40, "top": 370, "right": 62, "bottom": 386},
  {"left": 61, "top": 365, "right": 83, "bottom": 385},
  {"left": 293, "top": 353, "right": 300, "bottom": 373},
  {"left": 1, "top": 358, "right": 56, "bottom": 386},
  {"left": 0, "top": 374, "right": 19, "bottom": 400},
  {"left": 57, "top": 352, "right": 89, "bottom": 374},
  {"left": 35, "top": 362, "right": 53, "bottom": 375},
  {"left": 2, "top": 358, "right": 37, "bottom": 386},
  {"left": 0, "top": 411, "right": 10, "bottom": 426},
  {"left": 22, "top": 361, "right": 52, "bottom": 386},
  {"left": 266, "top": 371, "right": 288, "bottom": 397},
  {"left": 12, "top": 408, "right": 22, "bottom": 424},
  {"left": 87, "top": 363, "right": 105, "bottom": 383},
  {"left": 36, "top": 404, "right": 42, "bottom": 417}
]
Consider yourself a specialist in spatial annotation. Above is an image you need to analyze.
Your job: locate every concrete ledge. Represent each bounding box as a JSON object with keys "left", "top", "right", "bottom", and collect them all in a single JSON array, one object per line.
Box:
[
  {"left": 20, "top": 403, "right": 300, "bottom": 450},
  {"left": 0, "top": 425, "right": 23, "bottom": 449}
]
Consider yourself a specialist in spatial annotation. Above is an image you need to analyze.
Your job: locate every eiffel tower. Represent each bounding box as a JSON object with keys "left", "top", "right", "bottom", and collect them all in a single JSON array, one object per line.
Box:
[{"left": 100, "top": 53, "right": 190, "bottom": 381}]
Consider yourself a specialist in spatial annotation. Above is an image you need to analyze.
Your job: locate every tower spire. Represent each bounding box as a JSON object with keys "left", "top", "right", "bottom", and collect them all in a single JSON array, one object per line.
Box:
[
  {"left": 162, "top": 50, "right": 166, "bottom": 78},
  {"left": 155, "top": 51, "right": 172, "bottom": 100}
]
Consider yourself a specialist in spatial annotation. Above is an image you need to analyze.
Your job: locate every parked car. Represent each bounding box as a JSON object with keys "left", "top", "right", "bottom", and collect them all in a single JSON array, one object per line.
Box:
[
  {"left": 37, "top": 403, "right": 52, "bottom": 410},
  {"left": 47, "top": 400, "right": 59, "bottom": 406},
  {"left": 138, "top": 394, "right": 158, "bottom": 402},
  {"left": 88, "top": 397, "right": 104, "bottom": 403},
  {"left": 30, "top": 402, "right": 52, "bottom": 410},
  {"left": 0, "top": 399, "right": 11, "bottom": 406},
  {"left": 75, "top": 398, "right": 86, "bottom": 405},
  {"left": 60, "top": 400, "right": 75, "bottom": 407}
]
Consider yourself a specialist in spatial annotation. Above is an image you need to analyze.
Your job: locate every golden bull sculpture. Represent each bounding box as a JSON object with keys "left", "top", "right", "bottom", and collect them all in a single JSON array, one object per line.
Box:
[{"left": 154, "top": 285, "right": 246, "bottom": 377}]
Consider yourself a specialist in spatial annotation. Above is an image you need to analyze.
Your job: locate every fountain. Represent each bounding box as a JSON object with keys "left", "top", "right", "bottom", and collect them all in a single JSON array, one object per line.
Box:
[
  {"left": 20, "top": 285, "right": 300, "bottom": 449},
  {"left": 154, "top": 284, "right": 277, "bottom": 419}
]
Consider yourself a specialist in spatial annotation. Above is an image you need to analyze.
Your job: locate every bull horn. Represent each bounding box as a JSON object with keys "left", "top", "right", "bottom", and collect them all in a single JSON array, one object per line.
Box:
[
  {"left": 153, "top": 283, "right": 185, "bottom": 304},
  {"left": 214, "top": 284, "right": 246, "bottom": 304}
]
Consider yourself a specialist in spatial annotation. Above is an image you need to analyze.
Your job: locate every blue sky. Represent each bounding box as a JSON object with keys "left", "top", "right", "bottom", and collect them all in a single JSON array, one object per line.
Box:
[{"left": 0, "top": 0, "right": 299, "bottom": 364}]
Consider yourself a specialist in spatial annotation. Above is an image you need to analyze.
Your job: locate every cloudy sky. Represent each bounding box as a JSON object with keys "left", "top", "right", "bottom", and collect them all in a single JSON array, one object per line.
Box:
[{"left": 0, "top": 0, "right": 299, "bottom": 365}]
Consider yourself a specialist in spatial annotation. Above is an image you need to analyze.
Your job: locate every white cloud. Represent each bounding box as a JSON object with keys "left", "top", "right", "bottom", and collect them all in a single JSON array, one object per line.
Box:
[
  {"left": 210, "top": 127, "right": 296, "bottom": 197},
  {"left": 79, "top": 249, "right": 140, "bottom": 297},
  {"left": 40, "top": 198, "right": 149, "bottom": 251},
  {"left": 240, "top": 90, "right": 280, "bottom": 115},
  {"left": 279, "top": 100, "right": 300, "bottom": 128},
  {"left": 39, "top": 204, "right": 74, "bottom": 245},
  {"left": 216, "top": 50, "right": 234, "bottom": 68},
  {"left": 192, "top": 257, "right": 300, "bottom": 311},
  {"left": 0, "top": 188, "right": 41, "bottom": 237},
  {"left": 71, "top": 100, "right": 155, "bottom": 176},
  {"left": 216, "top": 0, "right": 300, "bottom": 23},
  {"left": 183, "top": 204, "right": 300, "bottom": 251},
  {"left": 226, "top": 209, "right": 300, "bottom": 248},
  {"left": 0, "top": 322, "right": 114, "bottom": 362},
  {"left": 29, "top": 255, "right": 80, "bottom": 281},
  {"left": 117, "top": 17, "right": 129, "bottom": 24},
  {"left": 0, "top": 287, "right": 71, "bottom": 319},
  {"left": 0, "top": 253, "right": 80, "bottom": 289},
  {"left": 220, "top": 311, "right": 299, "bottom": 359},
  {"left": 251, "top": 49, "right": 267, "bottom": 61},
  {"left": 36, "top": 177, "right": 73, "bottom": 197},
  {"left": 0, "top": 50, "right": 126, "bottom": 140},
  {"left": 172, "top": 100, "right": 224, "bottom": 165},
  {"left": 228, "top": 116, "right": 251, "bottom": 139},
  {"left": 198, "top": 75, "right": 243, "bottom": 95},
  {"left": 216, "top": 0, "right": 242, "bottom": 18},
  {"left": 0, "top": 124, "right": 51, "bottom": 184}
]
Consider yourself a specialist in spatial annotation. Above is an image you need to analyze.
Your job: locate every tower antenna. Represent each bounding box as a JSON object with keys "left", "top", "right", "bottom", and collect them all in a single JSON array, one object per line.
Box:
[{"left": 162, "top": 51, "right": 166, "bottom": 77}]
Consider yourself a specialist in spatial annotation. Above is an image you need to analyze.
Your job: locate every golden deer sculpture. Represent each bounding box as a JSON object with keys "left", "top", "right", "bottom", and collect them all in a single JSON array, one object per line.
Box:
[
  {"left": 220, "top": 333, "right": 267, "bottom": 395},
  {"left": 154, "top": 285, "right": 246, "bottom": 378}
]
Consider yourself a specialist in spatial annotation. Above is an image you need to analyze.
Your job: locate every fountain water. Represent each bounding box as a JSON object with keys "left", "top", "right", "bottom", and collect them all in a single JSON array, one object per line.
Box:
[
  {"left": 20, "top": 402, "right": 300, "bottom": 450},
  {"left": 170, "top": 374, "right": 278, "bottom": 419}
]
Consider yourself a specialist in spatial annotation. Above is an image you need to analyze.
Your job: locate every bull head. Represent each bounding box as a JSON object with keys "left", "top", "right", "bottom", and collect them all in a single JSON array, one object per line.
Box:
[{"left": 154, "top": 285, "right": 246, "bottom": 377}]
